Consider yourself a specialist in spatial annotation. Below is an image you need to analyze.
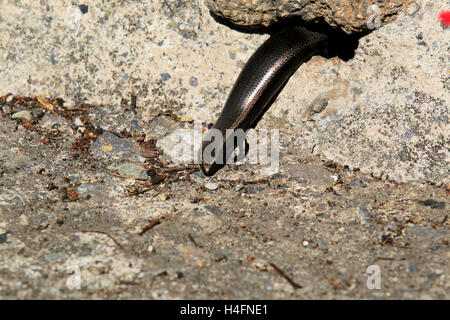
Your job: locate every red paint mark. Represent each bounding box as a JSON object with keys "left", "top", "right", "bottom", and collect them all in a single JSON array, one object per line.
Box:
[{"left": 439, "top": 10, "right": 450, "bottom": 26}]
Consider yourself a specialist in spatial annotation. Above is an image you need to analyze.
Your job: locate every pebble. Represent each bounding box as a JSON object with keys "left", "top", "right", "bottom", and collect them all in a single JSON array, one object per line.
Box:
[
  {"left": 74, "top": 117, "right": 83, "bottom": 127},
  {"left": 372, "top": 292, "right": 385, "bottom": 297},
  {"left": 107, "top": 162, "right": 148, "bottom": 180},
  {"left": 160, "top": 73, "right": 171, "bottom": 81},
  {"left": 204, "top": 205, "right": 223, "bottom": 216},
  {"left": 89, "top": 132, "right": 137, "bottom": 161},
  {"left": 189, "top": 172, "right": 205, "bottom": 184},
  {"left": 11, "top": 110, "right": 32, "bottom": 121},
  {"left": 293, "top": 205, "right": 305, "bottom": 219},
  {"left": 204, "top": 182, "right": 218, "bottom": 191},
  {"left": 189, "top": 76, "right": 198, "bottom": 87},
  {"left": 76, "top": 183, "right": 102, "bottom": 197},
  {"left": 43, "top": 252, "right": 66, "bottom": 262},
  {"left": 417, "top": 199, "right": 445, "bottom": 209},
  {"left": 246, "top": 185, "right": 256, "bottom": 194},
  {"left": 0, "top": 232, "right": 8, "bottom": 244},
  {"left": 254, "top": 262, "right": 268, "bottom": 271},
  {"left": 180, "top": 115, "right": 193, "bottom": 122},
  {"left": 350, "top": 179, "right": 367, "bottom": 188},
  {"left": 39, "top": 114, "right": 73, "bottom": 135}
]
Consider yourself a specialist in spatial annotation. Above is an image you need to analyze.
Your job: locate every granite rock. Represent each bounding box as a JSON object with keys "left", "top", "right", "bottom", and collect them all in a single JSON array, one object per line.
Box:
[{"left": 205, "top": 0, "right": 416, "bottom": 34}]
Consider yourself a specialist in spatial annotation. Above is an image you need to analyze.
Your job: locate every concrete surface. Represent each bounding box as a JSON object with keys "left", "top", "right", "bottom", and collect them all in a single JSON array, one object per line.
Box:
[{"left": 0, "top": 0, "right": 448, "bottom": 299}]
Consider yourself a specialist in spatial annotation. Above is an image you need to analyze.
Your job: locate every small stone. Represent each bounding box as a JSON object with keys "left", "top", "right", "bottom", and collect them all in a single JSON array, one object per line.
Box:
[
  {"left": 350, "top": 180, "right": 367, "bottom": 188},
  {"left": 6, "top": 95, "right": 13, "bottom": 103},
  {"left": 246, "top": 185, "right": 256, "bottom": 194},
  {"left": 189, "top": 76, "right": 198, "bottom": 87},
  {"left": 74, "top": 117, "right": 83, "bottom": 127},
  {"left": 11, "top": 110, "right": 32, "bottom": 121},
  {"left": 156, "top": 128, "right": 195, "bottom": 165},
  {"left": 417, "top": 199, "right": 445, "bottom": 209},
  {"left": 180, "top": 115, "right": 193, "bottom": 123},
  {"left": 372, "top": 292, "right": 385, "bottom": 297},
  {"left": 285, "top": 164, "right": 335, "bottom": 187},
  {"left": 78, "top": 4, "right": 88, "bottom": 14},
  {"left": 293, "top": 205, "right": 305, "bottom": 219},
  {"left": 76, "top": 183, "right": 102, "bottom": 197},
  {"left": 159, "top": 194, "right": 169, "bottom": 201},
  {"left": 254, "top": 261, "right": 268, "bottom": 271},
  {"left": 107, "top": 162, "right": 148, "bottom": 180},
  {"left": 204, "top": 182, "right": 218, "bottom": 191},
  {"left": 302, "top": 240, "right": 309, "bottom": 247},
  {"left": 190, "top": 172, "right": 206, "bottom": 184},
  {"left": 204, "top": 205, "right": 223, "bottom": 216},
  {"left": 44, "top": 252, "right": 66, "bottom": 262},
  {"left": 160, "top": 73, "right": 171, "bottom": 81},
  {"left": 90, "top": 132, "right": 139, "bottom": 161},
  {"left": 0, "top": 232, "right": 9, "bottom": 244}
]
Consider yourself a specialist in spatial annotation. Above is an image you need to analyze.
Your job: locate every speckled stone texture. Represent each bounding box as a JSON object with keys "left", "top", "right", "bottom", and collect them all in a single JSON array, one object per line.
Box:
[{"left": 205, "top": 0, "right": 415, "bottom": 33}]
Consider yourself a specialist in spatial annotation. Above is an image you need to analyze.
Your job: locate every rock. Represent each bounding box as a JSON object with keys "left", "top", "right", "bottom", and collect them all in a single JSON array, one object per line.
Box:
[
  {"left": 293, "top": 205, "right": 305, "bottom": 219},
  {"left": 76, "top": 183, "right": 103, "bottom": 197},
  {"left": 350, "top": 180, "right": 367, "bottom": 188},
  {"left": 284, "top": 164, "right": 334, "bottom": 187},
  {"left": 73, "top": 117, "right": 84, "bottom": 127},
  {"left": 107, "top": 162, "right": 148, "bottom": 180},
  {"left": 0, "top": 232, "right": 9, "bottom": 244},
  {"left": 204, "top": 205, "right": 223, "bottom": 216},
  {"left": 417, "top": 199, "right": 445, "bottom": 210},
  {"left": 145, "top": 116, "right": 179, "bottom": 140},
  {"left": 43, "top": 252, "right": 66, "bottom": 262},
  {"left": 190, "top": 172, "right": 206, "bottom": 184},
  {"left": 204, "top": 182, "right": 218, "bottom": 191},
  {"left": 89, "top": 132, "right": 140, "bottom": 162},
  {"left": 180, "top": 115, "right": 194, "bottom": 123},
  {"left": 39, "top": 114, "right": 73, "bottom": 136},
  {"left": 296, "top": 0, "right": 449, "bottom": 184},
  {"left": 11, "top": 110, "right": 32, "bottom": 121},
  {"left": 156, "top": 128, "right": 198, "bottom": 165},
  {"left": 205, "top": 0, "right": 414, "bottom": 34}
]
